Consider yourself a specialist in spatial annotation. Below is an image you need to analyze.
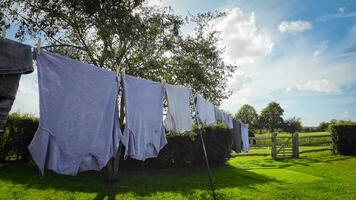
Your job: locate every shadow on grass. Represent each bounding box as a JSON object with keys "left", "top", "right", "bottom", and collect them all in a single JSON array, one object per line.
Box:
[
  {"left": 235, "top": 154, "right": 351, "bottom": 169},
  {"left": 0, "top": 161, "right": 275, "bottom": 199}
]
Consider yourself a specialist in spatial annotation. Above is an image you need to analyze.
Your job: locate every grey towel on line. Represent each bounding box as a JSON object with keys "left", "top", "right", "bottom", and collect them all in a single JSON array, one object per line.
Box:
[
  {"left": 164, "top": 84, "right": 193, "bottom": 133},
  {"left": 214, "top": 107, "right": 224, "bottom": 123},
  {"left": 0, "top": 39, "right": 34, "bottom": 129},
  {"left": 222, "top": 112, "right": 234, "bottom": 129},
  {"left": 28, "top": 52, "right": 121, "bottom": 175},
  {"left": 0, "top": 39, "right": 33, "bottom": 74},
  {"left": 232, "top": 119, "right": 242, "bottom": 153},
  {"left": 195, "top": 94, "right": 216, "bottom": 126},
  {"left": 241, "top": 123, "right": 250, "bottom": 152},
  {"left": 122, "top": 75, "right": 167, "bottom": 161}
]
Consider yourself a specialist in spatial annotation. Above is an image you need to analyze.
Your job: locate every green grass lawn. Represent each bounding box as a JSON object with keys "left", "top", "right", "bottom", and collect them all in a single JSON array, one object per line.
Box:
[{"left": 1, "top": 148, "right": 355, "bottom": 200}]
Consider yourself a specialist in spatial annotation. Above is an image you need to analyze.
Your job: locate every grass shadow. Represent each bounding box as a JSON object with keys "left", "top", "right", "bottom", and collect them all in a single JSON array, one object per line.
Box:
[{"left": 0, "top": 161, "right": 276, "bottom": 199}]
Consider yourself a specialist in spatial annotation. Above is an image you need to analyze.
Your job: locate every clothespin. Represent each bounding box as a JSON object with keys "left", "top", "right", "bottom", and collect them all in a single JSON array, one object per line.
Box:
[
  {"left": 121, "top": 67, "right": 126, "bottom": 78},
  {"left": 36, "top": 38, "right": 41, "bottom": 55}
]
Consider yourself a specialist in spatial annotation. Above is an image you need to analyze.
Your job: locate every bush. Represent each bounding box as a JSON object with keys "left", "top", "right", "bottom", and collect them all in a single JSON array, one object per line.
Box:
[
  {"left": 120, "top": 124, "right": 233, "bottom": 170},
  {"left": 0, "top": 112, "right": 39, "bottom": 162},
  {"left": 330, "top": 122, "right": 356, "bottom": 155},
  {"left": 1, "top": 114, "right": 233, "bottom": 169}
]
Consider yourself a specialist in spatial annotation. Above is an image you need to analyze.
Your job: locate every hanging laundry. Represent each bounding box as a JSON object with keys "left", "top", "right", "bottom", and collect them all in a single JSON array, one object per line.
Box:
[
  {"left": 0, "top": 39, "right": 33, "bottom": 130},
  {"left": 241, "top": 123, "right": 250, "bottom": 152},
  {"left": 214, "top": 107, "right": 224, "bottom": 123},
  {"left": 122, "top": 75, "right": 167, "bottom": 161},
  {"left": 232, "top": 119, "right": 242, "bottom": 153},
  {"left": 164, "top": 84, "right": 193, "bottom": 133},
  {"left": 195, "top": 94, "right": 216, "bottom": 126},
  {"left": 222, "top": 112, "right": 234, "bottom": 129},
  {"left": 28, "top": 52, "right": 121, "bottom": 175},
  {"left": 228, "top": 116, "right": 234, "bottom": 129}
]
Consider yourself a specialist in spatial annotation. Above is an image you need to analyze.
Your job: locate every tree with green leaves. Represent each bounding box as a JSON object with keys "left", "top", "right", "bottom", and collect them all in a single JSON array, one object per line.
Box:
[
  {"left": 282, "top": 117, "right": 302, "bottom": 133},
  {"left": 318, "top": 121, "right": 330, "bottom": 131},
  {"left": 235, "top": 104, "right": 258, "bottom": 128},
  {"left": 260, "top": 102, "right": 284, "bottom": 133},
  {"left": 1, "top": 0, "right": 235, "bottom": 105}
]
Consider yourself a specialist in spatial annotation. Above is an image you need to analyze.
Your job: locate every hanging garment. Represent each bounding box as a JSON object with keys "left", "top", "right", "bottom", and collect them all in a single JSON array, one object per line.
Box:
[
  {"left": 0, "top": 39, "right": 34, "bottom": 74},
  {"left": 232, "top": 119, "right": 242, "bottom": 153},
  {"left": 122, "top": 75, "right": 167, "bottom": 161},
  {"left": 241, "top": 123, "right": 250, "bottom": 152},
  {"left": 222, "top": 112, "right": 233, "bottom": 129},
  {"left": 214, "top": 107, "right": 224, "bottom": 123},
  {"left": 0, "top": 39, "right": 33, "bottom": 129},
  {"left": 164, "top": 84, "right": 193, "bottom": 133},
  {"left": 195, "top": 94, "right": 216, "bottom": 126},
  {"left": 28, "top": 52, "right": 121, "bottom": 175}
]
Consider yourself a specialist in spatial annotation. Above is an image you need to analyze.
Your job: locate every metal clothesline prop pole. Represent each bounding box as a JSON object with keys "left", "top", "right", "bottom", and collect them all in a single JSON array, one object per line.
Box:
[
  {"left": 193, "top": 95, "right": 216, "bottom": 200},
  {"left": 112, "top": 66, "right": 125, "bottom": 181}
]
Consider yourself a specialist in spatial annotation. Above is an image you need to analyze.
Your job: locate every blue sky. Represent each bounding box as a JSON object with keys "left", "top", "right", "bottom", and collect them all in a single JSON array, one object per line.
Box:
[{"left": 8, "top": 0, "right": 356, "bottom": 126}]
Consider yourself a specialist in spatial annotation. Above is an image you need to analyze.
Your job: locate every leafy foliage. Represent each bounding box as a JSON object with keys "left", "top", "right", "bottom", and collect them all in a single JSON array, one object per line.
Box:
[
  {"left": 331, "top": 122, "right": 356, "bottom": 155},
  {"left": 259, "top": 102, "right": 284, "bottom": 132},
  {"left": 121, "top": 124, "right": 233, "bottom": 169},
  {"left": 0, "top": 112, "right": 38, "bottom": 162},
  {"left": 282, "top": 117, "right": 302, "bottom": 133},
  {"left": 235, "top": 104, "right": 258, "bottom": 128},
  {"left": 1, "top": 0, "right": 236, "bottom": 104}
]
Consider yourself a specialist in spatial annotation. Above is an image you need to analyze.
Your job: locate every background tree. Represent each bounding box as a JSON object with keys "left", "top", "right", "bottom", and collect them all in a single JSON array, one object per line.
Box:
[
  {"left": 259, "top": 101, "right": 284, "bottom": 133},
  {"left": 235, "top": 104, "right": 258, "bottom": 128},
  {"left": 1, "top": 0, "right": 235, "bottom": 105},
  {"left": 282, "top": 117, "right": 302, "bottom": 133},
  {"left": 318, "top": 121, "right": 330, "bottom": 131},
  {"left": 255, "top": 116, "right": 265, "bottom": 134}
]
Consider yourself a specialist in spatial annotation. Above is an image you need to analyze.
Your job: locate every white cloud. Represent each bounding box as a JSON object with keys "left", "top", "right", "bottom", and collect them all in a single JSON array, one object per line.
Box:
[
  {"left": 339, "top": 7, "right": 346, "bottom": 13},
  {"left": 212, "top": 7, "right": 274, "bottom": 66},
  {"left": 278, "top": 20, "right": 312, "bottom": 33},
  {"left": 296, "top": 79, "right": 341, "bottom": 94},
  {"left": 317, "top": 11, "right": 356, "bottom": 21}
]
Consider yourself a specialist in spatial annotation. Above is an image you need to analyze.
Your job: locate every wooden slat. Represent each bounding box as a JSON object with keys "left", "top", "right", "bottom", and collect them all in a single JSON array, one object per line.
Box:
[
  {"left": 299, "top": 141, "right": 332, "bottom": 146},
  {"left": 300, "top": 148, "right": 332, "bottom": 154},
  {"left": 248, "top": 137, "right": 271, "bottom": 140},
  {"left": 299, "top": 135, "right": 331, "bottom": 139}
]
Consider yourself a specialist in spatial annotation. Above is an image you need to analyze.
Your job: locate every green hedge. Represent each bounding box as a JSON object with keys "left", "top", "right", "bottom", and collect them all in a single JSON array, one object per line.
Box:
[
  {"left": 331, "top": 122, "right": 356, "bottom": 155},
  {"left": 1, "top": 113, "right": 233, "bottom": 169},
  {"left": 120, "top": 124, "right": 233, "bottom": 170},
  {"left": 0, "top": 113, "right": 39, "bottom": 162}
]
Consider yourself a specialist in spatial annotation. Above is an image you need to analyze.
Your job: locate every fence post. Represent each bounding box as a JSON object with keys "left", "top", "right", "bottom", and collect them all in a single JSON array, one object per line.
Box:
[
  {"left": 271, "top": 132, "right": 277, "bottom": 159},
  {"left": 292, "top": 132, "right": 299, "bottom": 158}
]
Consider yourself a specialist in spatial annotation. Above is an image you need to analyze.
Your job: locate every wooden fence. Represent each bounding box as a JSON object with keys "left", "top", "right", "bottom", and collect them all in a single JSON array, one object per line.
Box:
[{"left": 243, "top": 132, "right": 334, "bottom": 159}]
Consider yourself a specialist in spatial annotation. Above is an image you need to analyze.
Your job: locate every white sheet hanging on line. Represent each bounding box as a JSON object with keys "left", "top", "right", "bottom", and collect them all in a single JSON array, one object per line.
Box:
[
  {"left": 164, "top": 84, "right": 193, "bottom": 133},
  {"left": 241, "top": 123, "right": 250, "bottom": 152},
  {"left": 28, "top": 52, "right": 121, "bottom": 175},
  {"left": 223, "top": 112, "right": 234, "bottom": 129},
  {"left": 214, "top": 107, "right": 224, "bottom": 123},
  {"left": 122, "top": 75, "right": 167, "bottom": 161},
  {"left": 195, "top": 94, "right": 216, "bottom": 126}
]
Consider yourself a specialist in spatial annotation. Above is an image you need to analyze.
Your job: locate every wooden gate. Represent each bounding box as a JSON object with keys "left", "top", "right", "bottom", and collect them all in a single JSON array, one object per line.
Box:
[{"left": 271, "top": 132, "right": 294, "bottom": 159}]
